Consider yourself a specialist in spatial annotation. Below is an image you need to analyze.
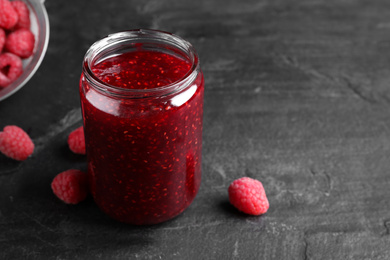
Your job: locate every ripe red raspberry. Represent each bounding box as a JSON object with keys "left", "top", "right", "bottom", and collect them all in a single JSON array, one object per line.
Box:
[
  {"left": 0, "top": 0, "right": 18, "bottom": 30},
  {"left": 67, "top": 126, "right": 86, "bottom": 155},
  {"left": 228, "top": 177, "right": 269, "bottom": 215},
  {"left": 51, "top": 169, "right": 89, "bottom": 204},
  {"left": 0, "top": 28, "right": 5, "bottom": 53},
  {"left": 5, "top": 28, "right": 35, "bottom": 59},
  {"left": 0, "top": 125, "right": 34, "bottom": 161},
  {"left": 0, "top": 52, "right": 23, "bottom": 88},
  {"left": 11, "top": 1, "right": 31, "bottom": 30}
]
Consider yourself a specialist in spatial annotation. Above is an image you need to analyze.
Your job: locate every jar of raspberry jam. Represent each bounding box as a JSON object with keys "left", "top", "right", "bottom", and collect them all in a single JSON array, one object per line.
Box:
[{"left": 79, "top": 29, "right": 204, "bottom": 225}]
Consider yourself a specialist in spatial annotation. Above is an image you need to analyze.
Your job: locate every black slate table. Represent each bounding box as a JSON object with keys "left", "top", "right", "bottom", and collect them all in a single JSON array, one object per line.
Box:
[{"left": 2, "top": 0, "right": 390, "bottom": 259}]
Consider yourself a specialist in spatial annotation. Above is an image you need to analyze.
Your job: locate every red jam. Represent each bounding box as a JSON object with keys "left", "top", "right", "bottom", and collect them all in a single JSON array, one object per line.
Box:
[
  {"left": 80, "top": 32, "right": 204, "bottom": 225},
  {"left": 92, "top": 50, "right": 192, "bottom": 89}
]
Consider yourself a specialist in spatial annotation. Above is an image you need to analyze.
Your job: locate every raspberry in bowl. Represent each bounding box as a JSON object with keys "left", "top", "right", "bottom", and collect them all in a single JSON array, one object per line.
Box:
[{"left": 0, "top": 0, "right": 49, "bottom": 101}]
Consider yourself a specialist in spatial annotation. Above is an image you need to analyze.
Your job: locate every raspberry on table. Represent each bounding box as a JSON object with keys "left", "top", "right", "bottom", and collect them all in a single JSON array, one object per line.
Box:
[
  {"left": 0, "top": 52, "right": 23, "bottom": 88},
  {"left": 0, "top": 125, "right": 34, "bottom": 161},
  {"left": 0, "top": 28, "right": 5, "bottom": 53},
  {"left": 51, "top": 169, "right": 89, "bottom": 204},
  {"left": 11, "top": 1, "right": 31, "bottom": 30},
  {"left": 67, "top": 126, "right": 86, "bottom": 155},
  {"left": 228, "top": 177, "right": 269, "bottom": 216},
  {"left": 0, "top": 0, "right": 19, "bottom": 30},
  {"left": 5, "top": 28, "right": 35, "bottom": 59}
]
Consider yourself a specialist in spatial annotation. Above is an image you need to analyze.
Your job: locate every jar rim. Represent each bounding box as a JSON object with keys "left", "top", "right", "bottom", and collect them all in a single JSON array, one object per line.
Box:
[{"left": 82, "top": 29, "right": 200, "bottom": 98}]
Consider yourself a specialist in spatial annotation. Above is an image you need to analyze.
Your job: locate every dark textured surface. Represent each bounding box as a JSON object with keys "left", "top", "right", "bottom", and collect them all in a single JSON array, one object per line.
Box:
[{"left": 2, "top": 0, "right": 390, "bottom": 259}]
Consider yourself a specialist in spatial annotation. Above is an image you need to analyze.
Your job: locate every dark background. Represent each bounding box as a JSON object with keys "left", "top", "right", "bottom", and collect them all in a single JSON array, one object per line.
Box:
[{"left": 2, "top": 0, "right": 390, "bottom": 259}]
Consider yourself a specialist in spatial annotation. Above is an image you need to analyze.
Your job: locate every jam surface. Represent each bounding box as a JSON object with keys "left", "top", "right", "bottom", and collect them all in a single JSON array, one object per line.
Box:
[
  {"left": 80, "top": 48, "right": 204, "bottom": 225},
  {"left": 92, "top": 50, "right": 192, "bottom": 89}
]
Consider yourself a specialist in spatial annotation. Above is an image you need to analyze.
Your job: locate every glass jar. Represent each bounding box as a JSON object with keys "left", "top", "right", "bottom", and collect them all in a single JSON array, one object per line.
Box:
[{"left": 79, "top": 29, "right": 204, "bottom": 225}]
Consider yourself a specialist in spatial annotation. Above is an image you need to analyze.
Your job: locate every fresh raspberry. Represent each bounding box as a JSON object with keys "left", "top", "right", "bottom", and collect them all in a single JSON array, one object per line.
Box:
[
  {"left": 51, "top": 169, "right": 89, "bottom": 204},
  {"left": 0, "top": 28, "right": 5, "bottom": 53},
  {"left": 0, "top": 0, "right": 18, "bottom": 30},
  {"left": 11, "top": 1, "right": 31, "bottom": 30},
  {"left": 228, "top": 177, "right": 269, "bottom": 215},
  {"left": 5, "top": 28, "right": 35, "bottom": 59},
  {"left": 67, "top": 126, "right": 86, "bottom": 155},
  {"left": 0, "top": 125, "right": 34, "bottom": 161},
  {"left": 0, "top": 52, "right": 23, "bottom": 88}
]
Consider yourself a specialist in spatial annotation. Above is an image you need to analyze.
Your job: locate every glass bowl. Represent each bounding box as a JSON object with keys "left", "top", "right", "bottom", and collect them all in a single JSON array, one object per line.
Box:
[{"left": 0, "top": 0, "right": 50, "bottom": 101}]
